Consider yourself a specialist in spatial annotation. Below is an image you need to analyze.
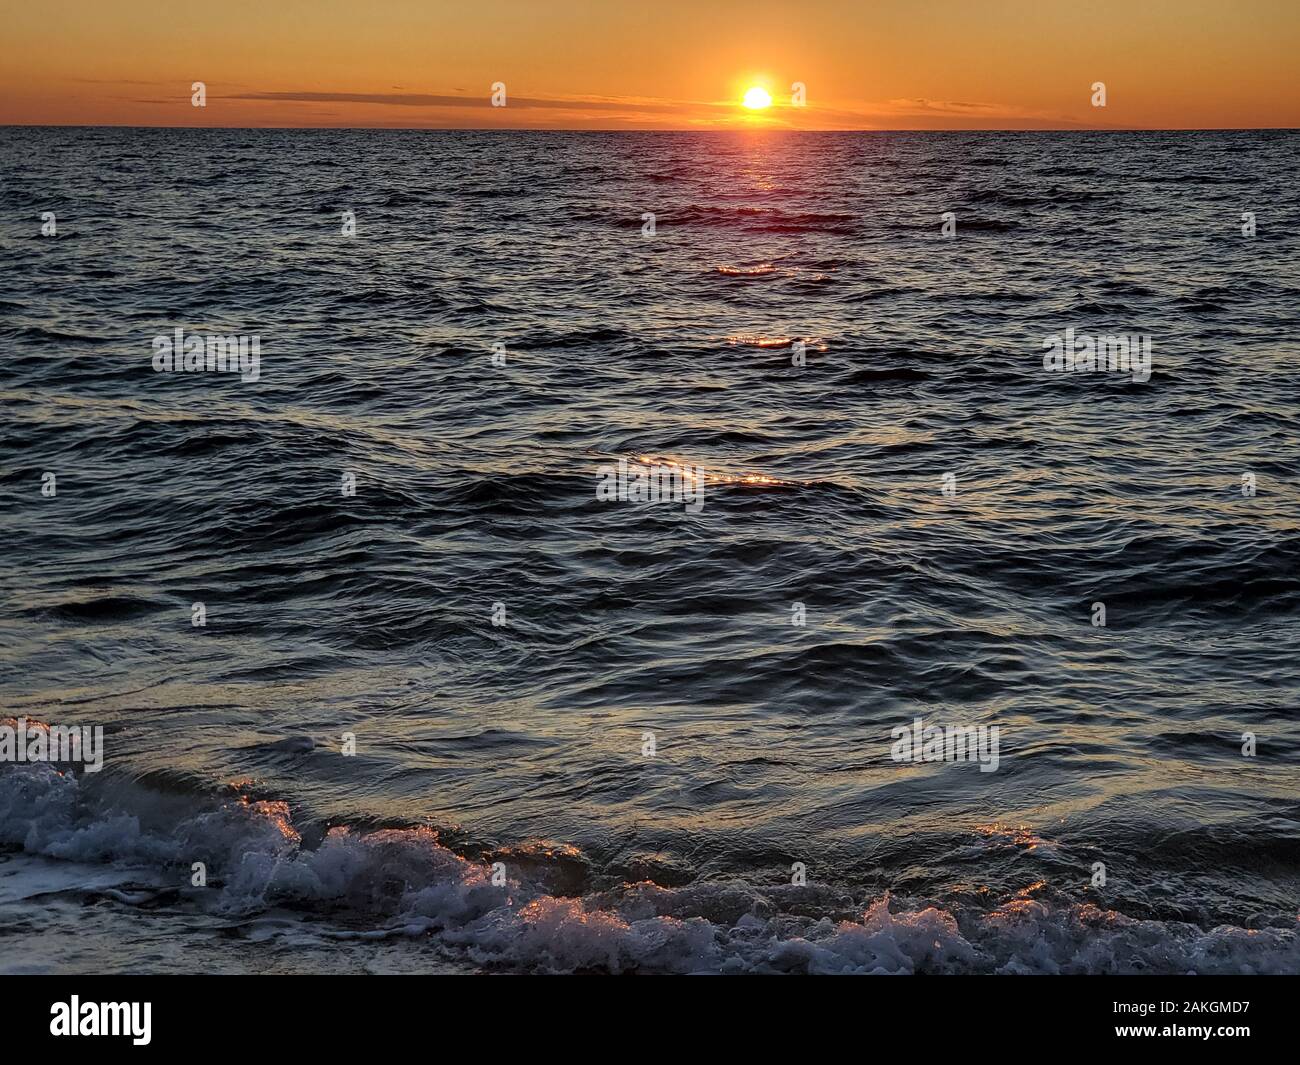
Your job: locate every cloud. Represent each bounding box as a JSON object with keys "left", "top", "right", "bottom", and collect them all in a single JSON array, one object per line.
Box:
[
  {"left": 227, "top": 90, "right": 692, "bottom": 114},
  {"left": 804, "top": 97, "right": 1108, "bottom": 129},
  {"left": 213, "top": 88, "right": 1107, "bottom": 130},
  {"left": 883, "top": 98, "right": 1013, "bottom": 115}
]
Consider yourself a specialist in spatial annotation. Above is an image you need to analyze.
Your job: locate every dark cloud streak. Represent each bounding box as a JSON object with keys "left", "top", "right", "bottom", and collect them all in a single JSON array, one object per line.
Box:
[{"left": 228, "top": 91, "right": 696, "bottom": 114}]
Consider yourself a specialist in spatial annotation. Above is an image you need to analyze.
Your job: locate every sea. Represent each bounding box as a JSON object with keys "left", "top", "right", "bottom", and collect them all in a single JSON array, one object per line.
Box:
[{"left": 1, "top": 126, "right": 1298, "bottom": 974}]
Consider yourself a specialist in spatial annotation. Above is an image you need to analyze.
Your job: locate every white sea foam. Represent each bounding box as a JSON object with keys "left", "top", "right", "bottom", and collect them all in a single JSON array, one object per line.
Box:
[{"left": 1, "top": 762, "right": 1295, "bottom": 975}]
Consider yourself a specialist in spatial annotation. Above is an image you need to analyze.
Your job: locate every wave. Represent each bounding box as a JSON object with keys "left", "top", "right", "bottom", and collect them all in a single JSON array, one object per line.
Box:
[
  {"left": 841, "top": 366, "right": 932, "bottom": 384},
  {"left": 611, "top": 205, "right": 860, "bottom": 235},
  {"left": 714, "top": 263, "right": 778, "bottom": 277},
  {"left": 1, "top": 762, "right": 1295, "bottom": 975}
]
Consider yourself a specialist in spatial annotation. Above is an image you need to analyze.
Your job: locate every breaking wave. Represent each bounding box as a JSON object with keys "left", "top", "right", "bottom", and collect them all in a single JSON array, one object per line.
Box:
[{"left": 2, "top": 762, "right": 1295, "bottom": 975}]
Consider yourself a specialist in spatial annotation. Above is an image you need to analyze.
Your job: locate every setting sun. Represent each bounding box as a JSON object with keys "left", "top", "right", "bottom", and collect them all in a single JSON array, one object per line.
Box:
[{"left": 741, "top": 86, "right": 772, "bottom": 110}]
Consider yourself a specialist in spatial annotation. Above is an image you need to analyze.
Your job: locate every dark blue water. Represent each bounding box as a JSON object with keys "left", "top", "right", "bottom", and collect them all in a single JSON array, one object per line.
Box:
[{"left": 1, "top": 127, "right": 1298, "bottom": 973}]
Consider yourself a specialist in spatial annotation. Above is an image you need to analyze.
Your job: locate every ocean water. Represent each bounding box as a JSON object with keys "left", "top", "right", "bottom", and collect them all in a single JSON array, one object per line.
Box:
[{"left": 1, "top": 126, "right": 1299, "bottom": 975}]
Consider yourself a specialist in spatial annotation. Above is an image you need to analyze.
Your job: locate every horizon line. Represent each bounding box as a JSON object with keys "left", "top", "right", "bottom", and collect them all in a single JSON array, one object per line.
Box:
[{"left": 4, "top": 123, "right": 1298, "bottom": 133}]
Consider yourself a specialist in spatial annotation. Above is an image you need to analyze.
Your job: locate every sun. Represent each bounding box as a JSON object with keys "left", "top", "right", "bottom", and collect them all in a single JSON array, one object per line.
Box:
[{"left": 742, "top": 86, "right": 772, "bottom": 110}]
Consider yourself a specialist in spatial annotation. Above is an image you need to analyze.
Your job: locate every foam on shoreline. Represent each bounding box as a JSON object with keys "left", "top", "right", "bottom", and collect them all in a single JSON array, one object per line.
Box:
[{"left": 2, "top": 761, "right": 1295, "bottom": 974}]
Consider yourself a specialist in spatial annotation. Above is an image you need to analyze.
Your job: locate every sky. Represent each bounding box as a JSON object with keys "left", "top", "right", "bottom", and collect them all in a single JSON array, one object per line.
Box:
[{"left": 2, "top": 0, "right": 1298, "bottom": 130}]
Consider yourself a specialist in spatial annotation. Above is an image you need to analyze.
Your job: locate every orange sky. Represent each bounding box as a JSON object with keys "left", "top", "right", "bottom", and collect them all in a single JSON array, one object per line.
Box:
[{"left": 3, "top": 0, "right": 1298, "bottom": 130}]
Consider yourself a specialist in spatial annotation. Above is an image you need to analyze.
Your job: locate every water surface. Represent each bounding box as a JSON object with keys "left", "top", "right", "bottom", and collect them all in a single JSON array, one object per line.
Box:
[{"left": 1, "top": 127, "right": 1298, "bottom": 973}]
